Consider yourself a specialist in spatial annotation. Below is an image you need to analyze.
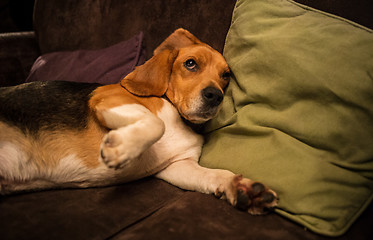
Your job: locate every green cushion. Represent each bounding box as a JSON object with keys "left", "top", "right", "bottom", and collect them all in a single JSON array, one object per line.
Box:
[{"left": 200, "top": 0, "right": 373, "bottom": 236}]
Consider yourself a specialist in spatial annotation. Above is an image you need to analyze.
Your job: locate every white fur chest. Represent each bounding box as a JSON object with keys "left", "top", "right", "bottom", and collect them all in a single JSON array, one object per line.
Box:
[{"left": 148, "top": 99, "right": 204, "bottom": 165}]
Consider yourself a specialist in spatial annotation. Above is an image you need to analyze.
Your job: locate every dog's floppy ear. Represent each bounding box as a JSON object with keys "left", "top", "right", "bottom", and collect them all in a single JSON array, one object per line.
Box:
[
  {"left": 153, "top": 28, "right": 202, "bottom": 55},
  {"left": 121, "top": 28, "right": 201, "bottom": 97},
  {"left": 121, "top": 48, "right": 178, "bottom": 97}
]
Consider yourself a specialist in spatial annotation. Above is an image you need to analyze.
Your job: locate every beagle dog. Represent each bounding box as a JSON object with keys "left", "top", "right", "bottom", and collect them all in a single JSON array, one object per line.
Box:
[{"left": 0, "top": 29, "right": 277, "bottom": 214}]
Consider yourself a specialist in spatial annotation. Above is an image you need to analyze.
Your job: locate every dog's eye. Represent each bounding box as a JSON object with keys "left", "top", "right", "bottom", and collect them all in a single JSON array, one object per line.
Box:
[
  {"left": 222, "top": 71, "right": 231, "bottom": 81},
  {"left": 184, "top": 59, "right": 199, "bottom": 72}
]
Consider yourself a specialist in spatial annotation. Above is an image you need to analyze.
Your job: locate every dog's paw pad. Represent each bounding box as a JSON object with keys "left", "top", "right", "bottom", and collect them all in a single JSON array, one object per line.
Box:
[
  {"left": 100, "top": 132, "right": 127, "bottom": 169},
  {"left": 233, "top": 176, "right": 278, "bottom": 215}
]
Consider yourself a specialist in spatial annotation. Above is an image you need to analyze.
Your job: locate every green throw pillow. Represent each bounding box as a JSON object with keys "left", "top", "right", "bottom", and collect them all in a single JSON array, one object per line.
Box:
[{"left": 200, "top": 0, "right": 373, "bottom": 236}]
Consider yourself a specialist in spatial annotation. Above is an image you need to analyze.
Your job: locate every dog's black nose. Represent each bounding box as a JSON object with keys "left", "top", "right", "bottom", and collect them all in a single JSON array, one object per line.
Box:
[{"left": 202, "top": 87, "right": 223, "bottom": 107}]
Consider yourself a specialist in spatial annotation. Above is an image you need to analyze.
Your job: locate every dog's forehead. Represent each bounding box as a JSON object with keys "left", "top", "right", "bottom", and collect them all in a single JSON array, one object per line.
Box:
[{"left": 178, "top": 45, "right": 227, "bottom": 66}]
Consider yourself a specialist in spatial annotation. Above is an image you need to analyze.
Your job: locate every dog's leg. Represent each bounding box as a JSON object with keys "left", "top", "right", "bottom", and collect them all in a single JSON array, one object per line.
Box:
[
  {"left": 156, "top": 160, "right": 278, "bottom": 215},
  {"left": 95, "top": 104, "right": 165, "bottom": 169}
]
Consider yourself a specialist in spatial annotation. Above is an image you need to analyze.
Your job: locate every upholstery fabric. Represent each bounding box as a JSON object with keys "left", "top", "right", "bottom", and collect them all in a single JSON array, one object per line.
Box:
[
  {"left": 0, "top": 178, "right": 184, "bottom": 240},
  {"left": 2, "top": 178, "right": 372, "bottom": 240},
  {"left": 0, "top": 32, "right": 39, "bottom": 87},
  {"left": 33, "top": 0, "right": 237, "bottom": 58}
]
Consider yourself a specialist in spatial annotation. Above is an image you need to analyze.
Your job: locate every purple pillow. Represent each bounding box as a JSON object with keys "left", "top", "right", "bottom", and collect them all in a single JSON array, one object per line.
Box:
[{"left": 26, "top": 32, "right": 146, "bottom": 84}]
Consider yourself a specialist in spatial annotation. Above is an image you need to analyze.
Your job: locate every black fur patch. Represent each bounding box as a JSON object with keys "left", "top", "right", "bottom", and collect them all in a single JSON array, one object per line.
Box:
[{"left": 0, "top": 81, "right": 101, "bottom": 135}]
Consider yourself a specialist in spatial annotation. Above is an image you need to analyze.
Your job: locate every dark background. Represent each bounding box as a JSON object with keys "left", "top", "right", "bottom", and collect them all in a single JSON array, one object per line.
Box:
[
  {"left": 0, "top": 0, "right": 35, "bottom": 32},
  {"left": 1, "top": 0, "right": 373, "bottom": 34}
]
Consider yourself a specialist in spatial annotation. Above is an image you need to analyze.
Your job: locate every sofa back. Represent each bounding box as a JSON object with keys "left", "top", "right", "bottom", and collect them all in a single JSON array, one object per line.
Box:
[{"left": 33, "top": 0, "right": 237, "bottom": 58}]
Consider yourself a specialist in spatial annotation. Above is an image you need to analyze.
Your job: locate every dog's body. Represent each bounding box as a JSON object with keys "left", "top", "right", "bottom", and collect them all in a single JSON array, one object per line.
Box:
[
  {"left": 0, "top": 81, "right": 201, "bottom": 191},
  {"left": 0, "top": 29, "right": 277, "bottom": 214}
]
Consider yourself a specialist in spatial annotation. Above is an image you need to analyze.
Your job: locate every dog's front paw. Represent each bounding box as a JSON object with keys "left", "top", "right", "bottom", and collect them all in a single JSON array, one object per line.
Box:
[
  {"left": 218, "top": 175, "right": 278, "bottom": 215},
  {"left": 235, "top": 175, "right": 278, "bottom": 215},
  {"left": 100, "top": 130, "right": 143, "bottom": 169}
]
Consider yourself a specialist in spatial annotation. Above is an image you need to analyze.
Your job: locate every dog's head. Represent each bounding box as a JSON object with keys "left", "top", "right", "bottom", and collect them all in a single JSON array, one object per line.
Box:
[{"left": 121, "top": 28, "right": 230, "bottom": 124}]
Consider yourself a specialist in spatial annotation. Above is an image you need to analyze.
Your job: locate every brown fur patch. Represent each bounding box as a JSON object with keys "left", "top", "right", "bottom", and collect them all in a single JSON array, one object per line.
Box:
[
  {"left": 0, "top": 117, "right": 105, "bottom": 170},
  {"left": 89, "top": 84, "right": 165, "bottom": 127}
]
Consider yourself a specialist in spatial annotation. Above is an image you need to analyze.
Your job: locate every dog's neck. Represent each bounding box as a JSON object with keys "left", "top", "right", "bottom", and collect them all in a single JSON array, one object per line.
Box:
[{"left": 181, "top": 117, "right": 205, "bottom": 134}]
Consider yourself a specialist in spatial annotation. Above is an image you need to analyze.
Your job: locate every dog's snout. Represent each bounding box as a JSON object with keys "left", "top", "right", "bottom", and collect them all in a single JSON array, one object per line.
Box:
[{"left": 202, "top": 87, "right": 223, "bottom": 107}]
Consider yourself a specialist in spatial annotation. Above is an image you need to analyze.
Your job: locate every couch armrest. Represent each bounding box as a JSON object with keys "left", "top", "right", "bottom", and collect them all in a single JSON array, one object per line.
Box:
[{"left": 0, "top": 31, "right": 40, "bottom": 87}]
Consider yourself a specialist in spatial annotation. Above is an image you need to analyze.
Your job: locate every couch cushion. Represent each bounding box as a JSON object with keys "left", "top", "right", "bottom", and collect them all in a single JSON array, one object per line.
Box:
[
  {"left": 0, "top": 178, "right": 184, "bottom": 240},
  {"left": 200, "top": 0, "right": 373, "bottom": 236},
  {"left": 26, "top": 32, "right": 145, "bottom": 84}
]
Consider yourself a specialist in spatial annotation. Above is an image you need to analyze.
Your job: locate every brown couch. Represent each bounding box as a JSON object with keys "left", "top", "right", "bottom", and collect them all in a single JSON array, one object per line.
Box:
[{"left": 1, "top": 0, "right": 372, "bottom": 239}]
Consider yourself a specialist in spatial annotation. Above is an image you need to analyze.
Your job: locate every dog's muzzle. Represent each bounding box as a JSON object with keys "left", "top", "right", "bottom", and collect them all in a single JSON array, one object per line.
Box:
[
  {"left": 183, "top": 87, "right": 224, "bottom": 124},
  {"left": 201, "top": 87, "right": 223, "bottom": 108}
]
